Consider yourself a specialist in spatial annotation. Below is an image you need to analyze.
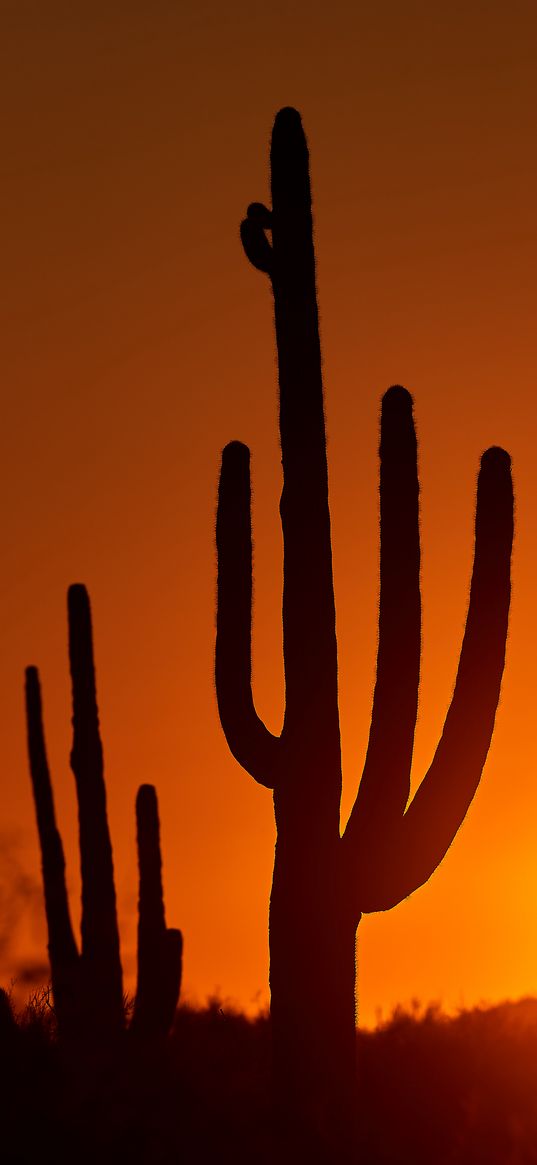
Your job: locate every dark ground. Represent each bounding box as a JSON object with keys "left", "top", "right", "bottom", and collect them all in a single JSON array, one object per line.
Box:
[{"left": 1, "top": 989, "right": 537, "bottom": 1164}]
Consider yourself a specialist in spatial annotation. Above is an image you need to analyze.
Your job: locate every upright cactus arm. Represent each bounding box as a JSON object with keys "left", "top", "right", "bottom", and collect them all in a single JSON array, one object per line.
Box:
[
  {"left": 131, "top": 783, "right": 182, "bottom": 1038},
  {"left": 25, "top": 666, "right": 79, "bottom": 978},
  {"left": 67, "top": 583, "right": 124, "bottom": 1033},
  {"left": 350, "top": 386, "right": 421, "bottom": 833},
  {"left": 216, "top": 442, "right": 280, "bottom": 788},
  {"left": 345, "top": 445, "right": 514, "bottom": 912}
]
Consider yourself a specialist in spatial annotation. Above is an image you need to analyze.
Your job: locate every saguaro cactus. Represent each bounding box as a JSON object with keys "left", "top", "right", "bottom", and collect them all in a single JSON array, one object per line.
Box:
[
  {"left": 216, "top": 108, "right": 514, "bottom": 1147},
  {"left": 25, "top": 584, "right": 181, "bottom": 1044}
]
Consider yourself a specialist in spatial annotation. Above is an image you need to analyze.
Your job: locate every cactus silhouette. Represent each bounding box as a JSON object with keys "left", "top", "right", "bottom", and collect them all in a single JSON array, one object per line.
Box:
[
  {"left": 131, "top": 784, "right": 183, "bottom": 1039},
  {"left": 25, "top": 584, "right": 182, "bottom": 1044},
  {"left": 216, "top": 107, "right": 514, "bottom": 1148}
]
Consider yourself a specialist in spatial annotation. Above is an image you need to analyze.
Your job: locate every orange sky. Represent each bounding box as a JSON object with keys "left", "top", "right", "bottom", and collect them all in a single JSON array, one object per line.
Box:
[{"left": 2, "top": 1, "right": 537, "bottom": 1026}]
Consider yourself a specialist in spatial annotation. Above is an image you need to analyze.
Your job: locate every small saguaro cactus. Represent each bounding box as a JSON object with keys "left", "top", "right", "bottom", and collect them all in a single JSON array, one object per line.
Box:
[
  {"left": 25, "top": 583, "right": 182, "bottom": 1045},
  {"left": 216, "top": 107, "right": 514, "bottom": 1149},
  {"left": 131, "top": 784, "right": 183, "bottom": 1039}
]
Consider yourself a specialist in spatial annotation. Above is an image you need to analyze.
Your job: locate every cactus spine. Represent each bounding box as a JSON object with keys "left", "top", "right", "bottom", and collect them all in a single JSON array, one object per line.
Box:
[
  {"left": 25, "top": 584, "right": 181, "bottom": 1044},
  {"left": 216, "top": 108, "right": 514, "bottom": 1147}
]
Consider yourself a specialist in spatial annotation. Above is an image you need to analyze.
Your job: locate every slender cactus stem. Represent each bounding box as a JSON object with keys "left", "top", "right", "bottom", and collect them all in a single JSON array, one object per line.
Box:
[
  {"left": 132, "top": 784, "right": 182, "bottom": 1039},
  {"left": 68, "top": 584, "right": 124, "bottom": 1036},
  {"left": 25, "top": 666, "right": 79, "bottom": 1032}
]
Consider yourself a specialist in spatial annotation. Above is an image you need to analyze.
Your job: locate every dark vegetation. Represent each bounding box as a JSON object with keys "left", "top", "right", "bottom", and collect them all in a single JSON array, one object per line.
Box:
[{"left": 1, "top": 988, "right": 537, "bottom": 1164}]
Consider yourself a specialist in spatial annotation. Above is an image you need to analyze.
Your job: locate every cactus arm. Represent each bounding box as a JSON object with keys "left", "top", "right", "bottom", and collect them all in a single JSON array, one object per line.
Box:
[
  {"left": 344, "top": 386, "right": 420, "bottom": 847},
  {"left": 216, "top": 441, "right": 281, "bottom": 788},
  {"left": 132, "top": 784, "right": 182, "bottom": 1038},
  {"left": 25, "top": 666, "right": 79, "bottom": 976},
  {"left": 67, "top": 583, "right": 124, "bottom": 1032},
  {"left": 355, "top": 447, "right": 514, "bottom": 912},
  {"left": 240, "top": 202, "right": 273, "bottom": 273}
]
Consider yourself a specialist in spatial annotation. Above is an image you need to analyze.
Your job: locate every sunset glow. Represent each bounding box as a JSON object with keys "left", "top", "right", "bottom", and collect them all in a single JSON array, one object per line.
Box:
[{"left": 2, "top": 2, "right": 537, "bottom": 1029}]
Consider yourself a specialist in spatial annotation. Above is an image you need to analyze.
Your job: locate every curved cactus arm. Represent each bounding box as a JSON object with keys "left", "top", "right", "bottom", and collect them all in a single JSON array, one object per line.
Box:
[
  {"left": 216, "top": 441, "right": 281, "bottom": 788},
  {"left": 240, "top": 202, "right": 273, "bottom": 273},
  {"left": 67, "top": 583, "right": 124, "bottom": 1032},
  {"left": 345, "top": 386, "right": 420, "bottom": 847},
  {"left": 132, "top": 784, "right": 182, "bottom": 1038},
  {"left": 354, "top": 447, "right": 514, "bottom": 912},
  {"left": 25, "top": 666, "right": 79, "bottom": 988}
]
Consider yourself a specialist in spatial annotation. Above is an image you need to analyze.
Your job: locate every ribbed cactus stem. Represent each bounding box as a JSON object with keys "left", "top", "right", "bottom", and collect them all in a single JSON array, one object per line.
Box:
[
  {"left": 216, "top": 107, "right": 514, "bottom": 1150},
  {"left": 131, "top": 784, "right": 182, "bottom": 1039},
  {"left": 350, "top": 386, "right": 421, "bottom": 833},
  {"left": 67, "top": 584, "right": 124, "bottom": 1037},
  {"left": 25, "top": 666, "right": 79, "bottom": 1033}
]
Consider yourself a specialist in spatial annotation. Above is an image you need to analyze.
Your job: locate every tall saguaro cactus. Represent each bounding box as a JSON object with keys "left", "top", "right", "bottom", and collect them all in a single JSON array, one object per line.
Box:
[
  {"left": 25, "top": 584, "right": 182, "bottom": 1045},
  {"left": 216, "top": 108, "right": 514, "bottom": 1148}
]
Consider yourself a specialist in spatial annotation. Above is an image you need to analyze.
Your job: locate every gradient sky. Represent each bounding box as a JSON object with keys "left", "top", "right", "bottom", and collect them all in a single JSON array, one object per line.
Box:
[{"left": 2, "top": 1, "right": 537, "bottom": 1026}]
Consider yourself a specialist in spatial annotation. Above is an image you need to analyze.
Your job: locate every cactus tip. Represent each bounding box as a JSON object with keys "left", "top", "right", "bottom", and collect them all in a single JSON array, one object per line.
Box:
[
  {"left": 274, "top": 106, "right": 302, "bottom": 128},
  {"left": 68, "top": 582, "right": 89, "bottom": 599},
  {"left": 380, "top": 386, "right": 416, "bottom": 458},
  {"left": 136, "top": 783, "right": 157, "bottom": 812},
  {"left": 222, "top": 441, "right": 250, "bottom": 468},
  {"left": 245, "top": 202, "right": 272, "bottom": 228},
  {"left": 382, "top": 384, "right": 413, "bottom": 413},
  {"left": 67, "top": 583, "right": 91, "bottom": 619},
  {"left": 271, "top": 107, "right": 308, "bottom": 167},
  {"left": 481, "top": 445, "right": 511, "bottom": 473}
]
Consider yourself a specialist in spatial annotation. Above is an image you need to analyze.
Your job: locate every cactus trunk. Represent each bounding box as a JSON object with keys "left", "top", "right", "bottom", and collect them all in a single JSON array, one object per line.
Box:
[{"left": 270, "top": 836, "right": 358, "bottom": 1150}]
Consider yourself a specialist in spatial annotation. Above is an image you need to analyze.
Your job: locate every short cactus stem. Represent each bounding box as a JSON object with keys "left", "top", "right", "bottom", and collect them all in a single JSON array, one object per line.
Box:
[{"left": 131, "top": 784, "right": 183, "bottom": 1040}]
